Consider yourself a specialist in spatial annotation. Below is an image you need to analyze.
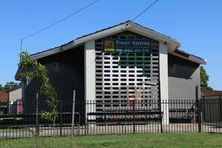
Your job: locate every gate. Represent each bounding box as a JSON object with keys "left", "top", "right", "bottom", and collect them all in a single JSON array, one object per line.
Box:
[{"left": 85, "top": 100, "right": 163, "bottom": 135}]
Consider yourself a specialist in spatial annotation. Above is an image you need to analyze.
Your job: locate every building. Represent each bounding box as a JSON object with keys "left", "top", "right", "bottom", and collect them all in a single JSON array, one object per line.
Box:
[
  {"left": 0, "top": 91, "right": 8, "bottom": 102},
  {"left": 16, "top": 21, "right": 205, "bottom": 124},
  {"left": 201, "top": 88, "right": 222, "bottom": 97},
  {"left": 0, "top": 91, "right": 8, "bottom": 114},
  {"left": 8, "top": 86, "right": 22, "bottom": 114}
]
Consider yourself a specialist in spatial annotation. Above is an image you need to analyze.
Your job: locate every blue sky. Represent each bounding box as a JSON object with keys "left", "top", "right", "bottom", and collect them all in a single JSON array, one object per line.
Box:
[{"left": 0, "top": 0, "right": 221, "bottom": 89}]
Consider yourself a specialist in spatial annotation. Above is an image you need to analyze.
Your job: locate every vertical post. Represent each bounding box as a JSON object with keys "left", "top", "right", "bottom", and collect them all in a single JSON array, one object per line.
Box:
[
  {"left": 71, "top": 90, "right": 76, "bottom": 137},
  {"left": 7, "top": 100, "right": 10, "bottom": 115},
  {"left": 35, "top": 92, "right": 39, "bottom": 137},
  {"left": 159, "top": 100, "right": 163, "bottom": 133},
  {"left": 197, "top": 99, "right": 202, "bottom": 133},
  {"left": 59, "top": 99, "right": 62, "bottom": 136},
  {"left": 196, "top": 86, "right": 201, "bottom": 132},
  {"left": 133, "top": 100, "right": 135, "bottom": 134},
  {"left": 219, "top": 96, "right": 222, "bottom": 121},
  {"left": 159, "top": 41, "right": 169, "bottom": 126},
  {"left": 202, "top": 96, "right": 205, "bottom": 123},
  {"left": 159, "top": 80, "right": 163, "bottom": 133}
]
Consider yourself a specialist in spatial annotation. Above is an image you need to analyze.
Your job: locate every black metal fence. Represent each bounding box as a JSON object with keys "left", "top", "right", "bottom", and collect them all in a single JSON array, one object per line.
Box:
[{"left": 1, "top": 97, "right": 222, "bottom": 139}]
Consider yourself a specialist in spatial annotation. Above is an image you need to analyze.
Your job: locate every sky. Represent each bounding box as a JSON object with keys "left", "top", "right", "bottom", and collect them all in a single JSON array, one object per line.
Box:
[{"left": 0, "top": 0, "right": 221, "bottom": 90}]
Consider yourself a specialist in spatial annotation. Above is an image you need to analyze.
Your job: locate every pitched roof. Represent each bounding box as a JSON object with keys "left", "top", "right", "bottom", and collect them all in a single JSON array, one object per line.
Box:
[
  {"left": 0, "top": 91, "right": 8, "bottom": 102},
  {"left": 16, "top": 20, "right": 206, "bottom": 79},
  {"left": 201, "top": 88, "right": 222, "bottom": 96},
  {"left": 31, "top": 20, "right": 180, "bottom": 60},
  {"left": 170, "top": 49, "right": 206, "bottom": 65}
]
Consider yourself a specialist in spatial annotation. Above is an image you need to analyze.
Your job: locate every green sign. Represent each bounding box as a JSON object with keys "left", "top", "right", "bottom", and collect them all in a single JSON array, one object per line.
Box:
[{"left": 104, "top": 40, "right": 151, "bottom": 53}]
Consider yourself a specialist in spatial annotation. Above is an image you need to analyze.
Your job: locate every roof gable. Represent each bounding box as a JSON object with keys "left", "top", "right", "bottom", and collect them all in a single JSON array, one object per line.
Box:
[
  {"left": 31, "top": 20, "right": 180, "bottom": 60},
  {"left": 16, "top": 20, "right": 206, "bottom": 80}
]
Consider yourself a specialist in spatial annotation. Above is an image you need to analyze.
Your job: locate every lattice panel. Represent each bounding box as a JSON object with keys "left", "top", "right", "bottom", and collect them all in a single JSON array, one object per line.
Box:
[{"left": 95, "top": 32, "right": 159, "bottom": 106}]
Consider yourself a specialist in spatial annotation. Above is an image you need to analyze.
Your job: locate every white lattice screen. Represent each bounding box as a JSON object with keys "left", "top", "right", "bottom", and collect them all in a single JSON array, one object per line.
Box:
[{"left": 95, "top": 32, "right": 159, "bottom": 109}]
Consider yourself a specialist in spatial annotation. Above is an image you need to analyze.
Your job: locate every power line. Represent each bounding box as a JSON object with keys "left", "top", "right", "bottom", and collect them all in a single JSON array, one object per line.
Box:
[
  {"left": 21, "top": 0, "right": 100, "bottom": 44},
  {"left": 132, "top": 0, "right": 160, "bottom": 21}
]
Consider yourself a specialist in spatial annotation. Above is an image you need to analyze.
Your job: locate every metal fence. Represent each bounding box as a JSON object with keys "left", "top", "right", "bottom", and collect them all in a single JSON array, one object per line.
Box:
[{"left": 1, "top": 97, "right": 222, "bottom": 139}]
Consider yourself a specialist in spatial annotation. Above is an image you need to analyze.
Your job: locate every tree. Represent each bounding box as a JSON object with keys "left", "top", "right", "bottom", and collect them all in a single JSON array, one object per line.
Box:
[
  {"left": 0, "top": 84, "right": 5, "bottom": 91},
  {"left": 200, "top": 66, "right": 212, "bottom": 90},
  {"left": 4, "top": 81, "right": 20, "bottom": 91},
  {"left": 18, "top": 51, "right": 58, "bottom": 125},
  {"left": 0, "top": 82, "right": 20, "bottom": 92}
]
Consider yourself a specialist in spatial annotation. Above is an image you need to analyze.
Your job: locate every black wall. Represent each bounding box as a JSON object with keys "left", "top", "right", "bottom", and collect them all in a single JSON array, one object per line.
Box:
[
  {"left": 23, "top": 46, "right": 85, "bottom": 119},
  {"left": 168, "top": 54, "right": 199, "bottom": 79}
]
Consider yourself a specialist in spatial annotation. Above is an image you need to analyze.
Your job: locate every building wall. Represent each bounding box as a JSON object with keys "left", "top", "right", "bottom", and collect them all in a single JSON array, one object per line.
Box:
[
  {"left": 0, "top": 91, "right": 8, "bottom": 102},
  {"left": 9, "top": 88, "right": 22, "bottom": 114},
  {"left": 168, "top": 54, "right": 201, "bottom": 100},
  {"left": 0, "top": 91, "right": 8, "bottom": 114},
  {"left": 9, "top": 88, "right": 22, "bottom": 102},
  {"left": 23, "top": 46, "right": 85, "bottom": 118}
]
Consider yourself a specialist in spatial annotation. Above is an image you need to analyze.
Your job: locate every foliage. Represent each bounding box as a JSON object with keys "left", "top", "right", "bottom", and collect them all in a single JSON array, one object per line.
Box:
[
  {"left": 4, "top": 82, "right": 20, "bottom": 91},
  {"left": 0, "top": 84, "right": 5, "bottom": 91},
  {"left": 200, "top": 66, "right": 211, "bottom": 89},
  {"left": 19, "top": 51, "right": 58, "bottom": 123},
  {"left": 0, "top": 82, "right": 20, "bottom": 92}
]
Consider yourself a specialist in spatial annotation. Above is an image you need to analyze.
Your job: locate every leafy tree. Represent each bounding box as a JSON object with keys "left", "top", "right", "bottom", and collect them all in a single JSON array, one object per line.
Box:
[
  {"left": 200, "top": 66, "right": 212, "bottom": 90},
  {"left": 4, "top": 81, "right": 20, "bottom": 91},
  {"left": 18, "top": 51, "right": 58, "bottom": 125},
  {"left": 0, "top": 82, "right": 20, "bottom": 92},
  {"left": 0, "top": 84, "right": 5, "bottom": 91}
]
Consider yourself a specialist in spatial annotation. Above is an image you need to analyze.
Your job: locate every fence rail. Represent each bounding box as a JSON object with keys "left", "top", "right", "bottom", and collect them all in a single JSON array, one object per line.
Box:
[{"left": 1, "top": 97, "right": 222, "bottom": 139}]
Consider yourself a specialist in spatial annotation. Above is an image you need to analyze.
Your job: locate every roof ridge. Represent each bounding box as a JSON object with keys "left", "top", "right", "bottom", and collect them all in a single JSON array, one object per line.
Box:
[{"left": 31, "top": 20, "right": 178, "bottom": 58}]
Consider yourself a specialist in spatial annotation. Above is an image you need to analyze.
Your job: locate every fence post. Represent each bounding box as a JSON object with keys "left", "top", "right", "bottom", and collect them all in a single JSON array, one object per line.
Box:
[
  {"left": 35, "top": 92, "right": 39, "bottom": 137},
  {"left": 159, "top": 99, "right": 163, "bottom": 133},
  {"left": 71, "top": 90, "right": 76, "bottom": 137},
  {"left": 59, "top": 99, "right": 63, "bottom": 136},
  {"left": 195, "top": 86, "right": 201, "bottom": 133},
  {"left": 219, "top": 96, "right": 222, "bottom": 121},
  {"left": 202, "top": 96, "right": 205, "bottom": 122},
  {"left": 159, "top": 80, "right": 163, "bottom": 133},
  {"left": 133, "top": 100, "right": 135, "bottom": 134},
  {"left": 198, "top": 99, "right": 202, "bottom": 133}
]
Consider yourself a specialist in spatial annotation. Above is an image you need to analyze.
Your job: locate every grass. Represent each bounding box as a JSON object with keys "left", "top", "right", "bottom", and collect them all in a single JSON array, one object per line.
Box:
[{"left": 1, "top": 133, "right": 222, "bottom": 148}]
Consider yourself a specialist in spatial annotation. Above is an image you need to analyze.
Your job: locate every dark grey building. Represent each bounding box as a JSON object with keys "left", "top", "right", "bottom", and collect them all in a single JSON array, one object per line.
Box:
[{"left": 16, "top": 21, "right": 205, "bottom": 124}]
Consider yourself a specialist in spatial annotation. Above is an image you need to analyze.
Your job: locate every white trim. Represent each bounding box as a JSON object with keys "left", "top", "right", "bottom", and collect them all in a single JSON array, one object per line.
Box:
[
  {"left": 169, "top": 52, "right": 206, "bottom": 65},
  {"left": 32, "top": 24, "right": 128, "bottom": 60},
  {"left": 159, "top": 41, "right": 169, "bottom": 125},
  {"left": 85, "top": 40, "right": 96, "bottom": 101},
  {"left": 127, "top": 22, "right": 180, "bottom": 49},
  {"left": 31, "top": 21, "right": 180, "bottom": 60},
  {"left": 84, "top": 40, "right": 96, "bottom": 120}
]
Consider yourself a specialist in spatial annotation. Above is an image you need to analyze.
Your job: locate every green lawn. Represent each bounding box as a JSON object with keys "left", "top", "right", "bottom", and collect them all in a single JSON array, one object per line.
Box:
[{"left": 1, "top": 133, "right": 222, "bottom": 148}]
